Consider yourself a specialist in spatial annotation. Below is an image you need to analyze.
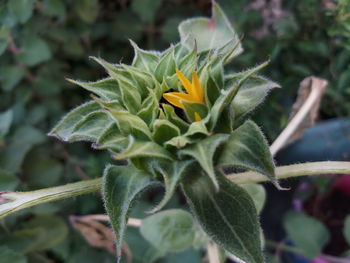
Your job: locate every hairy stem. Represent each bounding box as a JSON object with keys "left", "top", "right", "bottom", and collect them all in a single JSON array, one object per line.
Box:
[{"left": 1, "top": 161, "right": 350, "bottom": 219}]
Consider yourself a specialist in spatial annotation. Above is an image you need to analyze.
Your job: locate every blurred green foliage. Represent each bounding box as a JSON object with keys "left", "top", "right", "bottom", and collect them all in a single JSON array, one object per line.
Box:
[{"left": 1, "top": 0, "right": 350, "bottom": 262}]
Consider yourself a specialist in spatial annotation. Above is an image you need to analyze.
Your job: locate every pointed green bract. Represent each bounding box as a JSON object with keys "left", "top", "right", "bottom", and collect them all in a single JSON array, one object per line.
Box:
[
  {"left": 179, "top": 134, "right": 229, "bottom": 190},
  {"left": 103, "top": 165, "right": 158, "bottom": 263},
  {"left": 130, "top": 40, "right": 159, "bottom": 73},
  {"left": 162, "top": 104, "right": 189, "bottom": 133},
  {"left": 182, "top": 101, "right": 208, "bottom": 123},
  {"left": 94, "top": 123, "right": 128, "bottom": 152},
  {"left": 178, "top": 2, "right": 243, "bottom": 60},
  {"left": 48, "top": 101, "right": 100, "bottom": 141},
  {"left": 152, "top": 119, "right": 180, "bottom": 145},
  {"left": 218, "top": 120, "right": 277, "bottom": 183},
  {"left": 155, "top": 46, "right": 176, "bottom": 83},
  {"left": 182, "top": 171, "right": 264, "bottom": 263}
]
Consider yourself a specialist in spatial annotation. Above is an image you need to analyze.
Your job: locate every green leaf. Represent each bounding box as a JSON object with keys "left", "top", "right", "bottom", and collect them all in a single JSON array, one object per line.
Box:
[
  {"left": 284, "top": 212, "right": 330, "bottom": 259},
  {"left": 161, "top": 249, "right": 203, "bottom": 263},
  {"left": 162, "top": 104, "right": 189, "bottom": 134},
  {"left": 217, "top": 120, "right": 277, "bottom": 184},
  {"left": 0, "top": 66, "right": 25, "bottom": 92},
  {"left": 75, "top": 0, "right": 98, "bottom": 23},
  {"left": 8, "top": 0, "right": 34, "bottom": 23},
  {"left": 106, "top": 109, "right": 151, "bottom": 140},
  {"left": 103, "top": 164, "right": 158, "bottom": 262},
  {"left": 182, "top": 101, "right": 208, "bottom": 122},
  {"left": 0, "top": 169, "right": 19, "bottom": 191},
  {"left": 344, "top": 215, "right": 350, "bottom": 245},
  {"left": 41, "top": 0, "right": 66, "bottom": 19},
  {"left": 155, "top": 46, "right": 176, "bottom": 82},
  {"left": 94, "top": 123, "right": 128, "bottom": 152},
  {"left": 118, "top": 78, "right": 142, "bottom": 114},
  {"left": 0, "top": 246, "right": 27, "bottom": 263},
  {"left": 16, "top": 37, "right": 51, "bottom": 66},
  {"left": 178, "top": 2, "right": 242, "bottom": 60},
  {"left": 148, "top": 160, "right": 193, "bottom": 213},
  {"left": 122, "top": 64, "right": 155, "bottom": 95},
  {"left": 182, "top": 171, "right": 264, "bottom": 263},
  {"left": 0, "top": 126, "right": 45, "bottom": 173},
  {"left": 49, "top": 101, "right": 100, "bottom": 142},
  {"left": 0, "top": 39, "right": 8, "bottom": 56},
  {"left": 69, "top": 111, "right": 113, "bottom": 142},
  {"left": 131, "top": 40, "right": 159, "bottom": 73},
  {"left": 179, "top": 134, "right": 229, "bottom": 190},
  {"left": 140, "top": 209, "right": 195, "bottom": 252},
  {"left": 67, "top": 77, "right": 121, "bottom": 101},
  {"left": 0, "top": 109, "right": 13, "bottom": 136},
  {"left": 152, "top": 119, "right": 180, "bottom": 145},
  {"left": 241, "top": 184, "right": 266, "bottom": 213},
  {"left": 131, "top": 0, "right": 163, "bottom": 23},
  {"left": 114, "top": 137, "right": 174, "bottom": 161},
  {"left": 137, "top": 89, "right": 159, "bottom": 126},
  {"left": 230, "top": 76, "right": 280, "bottom": 120}
]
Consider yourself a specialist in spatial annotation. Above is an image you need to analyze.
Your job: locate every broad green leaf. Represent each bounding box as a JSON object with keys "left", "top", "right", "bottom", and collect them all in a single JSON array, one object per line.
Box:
[
  {"left": 114, "top": 138, "right": 174, "bottom": 161},
  {"left": 130, "top": 40, "right": 159, "bottom": 73},
  {"left": 0, "top": 246, "right": 27, "bottom": 263},
  {"left": 103, "top": 165, "right": 158, "bottom": 262},
  {"left": 68, "top": 111, "right": 113, "bottom": 142},
  {"left": 178, "top": 2, "right": 242, "bottom": 60},
  {"left": 284, "top": 212, "right": 330, "bottom": 259},
  {"left": 49, "top": 101, "right": 100, "bottom": 141},
  {"left": 0, "top": 109, "right": 13, "bottom": 136},
  {"left": 241, "top": 184, "right": 266, "bottom": 213},
  {"left": 0, "top": 169, "right": 18, "bottom": 191},
  {"left": 0, "top": 126, "right": 45, "bottom": 173},
  {"left": 152, "top": 119, "right": 180, "bottom": 145},
  {"left": 75, "top": 0, "right": 98, "bottom": 23},
  {"left": 184, "top": 119, "right": 209, "bottom": 137},
  {"left": 41, "top": 0, "right": 66, "bottom": 19},
  {"left": 182, "top": 171, "right": 264, "bottom": 263},
  {"left": 131, "top": 0, "right": 163, "bottom": 23},
  {"left": 0, "top": 66, "right": 25, "bottom": 92},
  {"left": 161, "top": 249, "right": 203, "bottom": 263},
  {"left": 67, "top": 77, "right": 120, "bottom": 101},
  {"left": 106, "top": 109, "right": 151, "bottom": 140},
  {"left": 140, "top": 209, "right": 195, "bottom": 252},
  {"left": 8, "top": 0, "right": 34, "bottom": 23},
  {"left": 16, "top": 37, "right": 51, "bottom": 66},
  {"left": 148, "top": 160, "right": 193, "bottom": 213},
  {"left": 155, "top": 46, "right": 176, "bottom": 82},
  {"left": 122, "top": 64, "right": 155, "bottom": 96},
  {"left": 94, "top": 123, "right": 128, "bottom": 152},
  {"left": 117, "top": 78, "right": 141, "bottom": 114},
  {"left": 217, "top": 120, "right": 277, "bottom": 183},
  {"left": 230, "top": 76, "right": 280, "bottom": 120},
  {"left": 179, "top": 134, "right": 229, "bottom": 190},
  {"left": 162, "top": 104, "right": 189, "bottom": 134},
  {"left": 344, "top": 215, "right": 350, "bottom": 245}
]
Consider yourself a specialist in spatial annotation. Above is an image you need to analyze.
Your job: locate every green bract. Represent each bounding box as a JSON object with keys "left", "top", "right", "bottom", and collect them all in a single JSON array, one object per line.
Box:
[{"left": 49, "top": 3, "right": 279, "bottom": 263}]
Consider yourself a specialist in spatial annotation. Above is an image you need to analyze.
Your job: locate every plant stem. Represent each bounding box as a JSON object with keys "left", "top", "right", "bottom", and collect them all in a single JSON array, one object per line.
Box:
[
  {"left": 227, "top": 161, "right": 350, "bottom": 184},
  {"left": 1, "top": 161, "right": 350, "bottom": 219},
  {"left": 0, "top": 178, "right": 101, "bottom": 219}
]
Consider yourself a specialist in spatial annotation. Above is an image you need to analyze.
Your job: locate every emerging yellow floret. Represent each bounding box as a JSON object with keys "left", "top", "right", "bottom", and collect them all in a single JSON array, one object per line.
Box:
[{"left": 163, "top": 69, "right": 204, "bottom": 121}]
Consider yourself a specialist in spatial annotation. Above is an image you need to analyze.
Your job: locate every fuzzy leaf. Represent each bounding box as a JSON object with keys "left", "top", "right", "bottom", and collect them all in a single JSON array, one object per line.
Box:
[
  {"left": 140, "top": 209, "right": 195, "bottom": 252},
  {"left": 114, "top": 138, "right": 174, "bottom": 161},
  {"left": 182, "top": 101, "right": 208, "bottom": 123},
  {"left": 49, "top": 101, "right": 100, "bottom": 141},
  {"left": 130, "top": 40, "right": 159, "bottom": 73},
  {"left": 152, "top": 119, "right": 180, "bottom": 145},
  {"left": 179, "top": 134, "right": 229, "bottom": 190},
  {"left": 106, "top": 109, "right": 151, "bottom": 140},
  {"left": 231, "top": 76, "right": 279, "bottom": 120},
  {"left": 217, "top": 120, "right": 276, "bottom": 183},
  {"left": 241, "top": 184, "right": 266, "bottom": 213},
  {"left": 122, "top": 64, "right": 155, "bottom": 95},
  {"left": 103, "top": 165, "right": 158, "bottom": 262},
  {"left": 94, "top": 123, "right": 128, "bottom": 152},
  {"left": 66, "top": 77, "right": 120, "bottom": 101},
  {"left": 162, "top": 104, "right": 189, "bottom": 133},
  {"left": 155, "top": 46, "right": 176, "bottom": 83},
  {"left": 148, "top": 160, "right": 193, "bottom": 213},
  {"left": 178, "top": 2, "right": 242, "bottom": 60},
  {"left": 117, "top": 78, "right": 141, "bottom": 114},
  {"left": 69, "top": 111, "right": 114, "bottom": 142},
  {"left": 182, "top": 171, "right": 263, "bottom": 263},
  {"left": 178, "top": 48, "right": 198, "bottom": 82},
  {"left": 137, "top": 89, "right": 159, "bottom": 126}
]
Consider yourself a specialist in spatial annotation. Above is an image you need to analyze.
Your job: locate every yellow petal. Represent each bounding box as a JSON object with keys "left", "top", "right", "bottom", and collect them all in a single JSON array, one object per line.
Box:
[
  {"left": 176, "top": 69, "right": 193, "bottom": 95},
  {"left": 194, "top": 112, "right": 201, "bottom": 122},
  {"left": 192, "top": 72, "right": 204, "bottom": 102},
  {"left": 163, "top": 92, "right": 193, "bottom": 109}
]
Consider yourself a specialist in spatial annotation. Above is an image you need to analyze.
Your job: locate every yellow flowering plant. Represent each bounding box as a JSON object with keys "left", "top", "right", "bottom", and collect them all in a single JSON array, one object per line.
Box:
[{"left": 1, "top": 2, "right": 350, "bottom": 263}]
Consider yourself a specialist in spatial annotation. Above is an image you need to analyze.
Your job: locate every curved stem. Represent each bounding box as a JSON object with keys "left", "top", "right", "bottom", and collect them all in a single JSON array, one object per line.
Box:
[
  {"left": 1, "top": 161, "right": 350, "bottom": 219},
  {"left": 227, "top": 161, "right": 350, "bottom": 184}
]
